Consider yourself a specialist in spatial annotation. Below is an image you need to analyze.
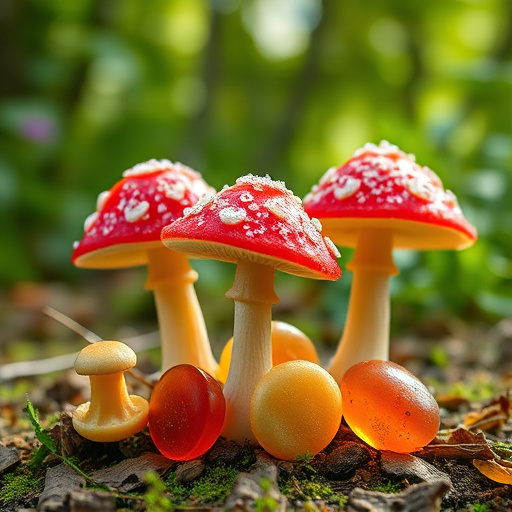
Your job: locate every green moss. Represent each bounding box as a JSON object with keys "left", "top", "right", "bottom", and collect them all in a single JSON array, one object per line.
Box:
[
  {"left": 166, "top": 464, "right": 239, "bottom": 506},
  {"left": 0, "top": 468, "right": 43, "bottom": 506},
  {"left": 279, "top": 473, "right": 346, "bottom": 508},
  {"left": 370, "top": 479, "right": 402, "bottom": 494},
  {"left": 472, "top": 503, "right": 493, "bottom": 512}
]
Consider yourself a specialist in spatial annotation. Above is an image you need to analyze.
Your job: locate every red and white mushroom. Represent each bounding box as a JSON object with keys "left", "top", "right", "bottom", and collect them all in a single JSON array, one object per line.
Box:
[
  {"left": 72, "top": 159, "right": 218, "bottom": 376},
  {"left": 304, "top": 141, "right": 477, "bottom": 384},
  {"left": 161, "top": 174, "right": 341, "bottom": 443}
]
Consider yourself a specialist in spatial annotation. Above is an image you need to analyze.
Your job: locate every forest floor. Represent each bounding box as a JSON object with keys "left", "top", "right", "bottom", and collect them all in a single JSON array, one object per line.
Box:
[{"left": 2, "top": 282, "right": 512, "bottom": 511}]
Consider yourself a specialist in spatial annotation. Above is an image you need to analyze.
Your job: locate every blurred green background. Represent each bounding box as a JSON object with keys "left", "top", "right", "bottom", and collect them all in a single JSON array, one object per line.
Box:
[{"left": 1, "top": 0, "right": 511, "bottom": 365}]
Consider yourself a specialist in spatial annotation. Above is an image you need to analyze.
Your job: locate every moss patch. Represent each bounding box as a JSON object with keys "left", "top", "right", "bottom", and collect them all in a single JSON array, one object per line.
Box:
[{"left": 0, "top": 467, "right": 44, "bottom": 508}]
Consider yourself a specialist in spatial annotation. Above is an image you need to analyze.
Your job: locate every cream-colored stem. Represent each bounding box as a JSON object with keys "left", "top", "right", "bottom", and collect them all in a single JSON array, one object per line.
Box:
[
  {"left": 146, "top": 247, "right": 218, "bottom": 376},
  {"left": 86, "top": 373, "right": 134, "bottom": 424},
  {"left": 328, "top": 230, "right": 398, "bottom": 385},
  {"left": 222, "top": 260, "right": 279, "bottom": 443}
]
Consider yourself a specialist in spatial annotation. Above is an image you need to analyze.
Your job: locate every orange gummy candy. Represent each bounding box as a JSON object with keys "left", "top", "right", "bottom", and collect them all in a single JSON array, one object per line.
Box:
[
  {"left": 340, "top": 360, "right": 440, "bottom": 453},
  {"left": 217, "top": 321, "right": 319, "bottom": 383},
  {"left": 250, "top": 360, "right": 342, "bottom": 460}
]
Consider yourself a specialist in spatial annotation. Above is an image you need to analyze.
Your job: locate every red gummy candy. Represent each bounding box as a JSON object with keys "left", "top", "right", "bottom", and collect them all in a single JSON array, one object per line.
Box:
[{"left": 148, "top": 364, "right": 225, "bottom": 460}]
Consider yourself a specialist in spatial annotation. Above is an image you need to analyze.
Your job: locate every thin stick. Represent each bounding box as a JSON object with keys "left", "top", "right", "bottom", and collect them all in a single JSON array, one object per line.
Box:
[
  {"left": 43, "top": 306, "right": 102, "bottom": 343},
  {"left": 39, "top": 306, "right": 155, "bottom": 389}
]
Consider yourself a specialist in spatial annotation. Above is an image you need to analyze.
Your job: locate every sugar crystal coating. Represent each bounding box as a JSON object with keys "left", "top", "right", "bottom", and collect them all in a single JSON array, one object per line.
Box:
[
  {"left": 162, "top": 174, "right": 341, "bottom": 281},
  {"left": 72, "top": 160, "right": 215, "bottom": 268},
  {"left": 303, "top": 141, "right": 477, "bottom": 247},
  {"left": 220, "top": 206, "right": 247, "bottom": 225}
]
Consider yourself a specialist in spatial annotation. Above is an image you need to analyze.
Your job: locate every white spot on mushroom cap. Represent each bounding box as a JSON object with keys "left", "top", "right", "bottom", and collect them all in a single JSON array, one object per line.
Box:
[
  {"left": 84, "top": 212, "right": 99, "bottom": 233},
  {"left": 240, "top": 192, "right": 254, "bottom": 202},
  {"left": 183, "top": 194, "right": 215, "bottom": 217},
  {"left": 324, "top": 236, "right": 341, "bottom": 258},
  {"left": 157, "top": 178, "right": 186, "bottom": 201},
  {"left": 334, "top": 177, "right": 361, "bottom": 201},
  {"left": 265, "top": 197, "right": 288, "bottom": 219},
  {"left": 404, "top": 175, "right": 437, "bottom": 202},
  {"left": 122, "top": 159, "right": 173, "bottom": 178},
  {"left": 96, "top": 191, "right": 110, "bottom": 212},
  {"left": 236, "top": 174, "right": 288, "bottom": 194},
  {"left": 124, "top": 200, "right": 150, "bottom": 223},
  {"left": 311, "top": 217, "right": 323, "bottom": 232},
  {"left": 220, "top": 206, "right": 247, "bottom": 225}
]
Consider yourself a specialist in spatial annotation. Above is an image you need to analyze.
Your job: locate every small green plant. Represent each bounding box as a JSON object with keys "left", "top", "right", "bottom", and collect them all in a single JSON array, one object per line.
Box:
[
  {"left": 472, "top": 503, "right": 492, "bottom": 512},
  {"left": 143, "top": 472, "right": 174, "bottom": 512},
  {"left": 279, "top": 473, "right": 346, "bottom": 508},
  {"left": 254, "top": 477, "right": 279, "bottom": 512},
  {"left": 370, "top": 479, "right": 402, "bottom": 494},
  {"left": 24, "top": 398, "right": 111, "bottom": 491},
  {"left": 295, "top": 451, "right": 317, "bottom": 473}
]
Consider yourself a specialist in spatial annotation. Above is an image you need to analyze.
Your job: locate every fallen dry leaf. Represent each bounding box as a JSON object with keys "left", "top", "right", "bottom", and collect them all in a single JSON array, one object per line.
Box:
[
  {"left": 464, "top": 394, "right": 511, "bottom": 432},
  {"left": 415, "top": 427, "right": 495, "bottom": 461},
  {"left": 473, "top": 458, "right": 512, "bottom": 485}
]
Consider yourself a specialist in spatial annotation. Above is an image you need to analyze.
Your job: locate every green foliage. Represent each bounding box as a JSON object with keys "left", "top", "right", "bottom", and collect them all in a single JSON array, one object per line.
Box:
[
  {"left": 143, "top": 472, "right": 175, "bottom": 512},
  {"left": 254, "top": 478, "right": 280, "bottom": 512},
  {"left": 279, "top": 473, "right": 346, "bottom": 508},
  {"left": 1, "top": 0, "right": 510, "bottom": 338},
  {"left": 295, "top": 451, "right": 317, "bottom": 474},
  {"left": 24, "top": 399, "right": 99, "bottom": 484},
  {"left": 25, "top": 399, "right": 56, "bottom": 453},
  {"left": 472, "top": 503, "right": 493, "bottom": 512}
]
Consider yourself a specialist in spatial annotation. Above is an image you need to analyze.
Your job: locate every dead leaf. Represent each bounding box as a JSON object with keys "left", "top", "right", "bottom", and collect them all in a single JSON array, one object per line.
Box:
[
  {"left": 414, "top": 427, "right": 494, "bottom": 461},
  {"left": 464, "top": 394, "right": 511, "bottom": 432},
  {"left": 473, "top": 458, "right": 512, "bottom": 485}
]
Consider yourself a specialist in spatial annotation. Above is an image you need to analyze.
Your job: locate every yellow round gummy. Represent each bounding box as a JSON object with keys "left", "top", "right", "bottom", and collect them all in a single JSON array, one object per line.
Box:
[
  {"left": 217, "top": 321, "right": 319, "bottom": 383},
  {"left": 250, "top": 360, "right": 342, "bottom": 460}
]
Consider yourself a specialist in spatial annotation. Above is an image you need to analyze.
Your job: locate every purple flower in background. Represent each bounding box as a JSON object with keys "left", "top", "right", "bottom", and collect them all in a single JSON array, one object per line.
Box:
[{"left": 19, "top": 115, "right": 57, "bottom": 143}]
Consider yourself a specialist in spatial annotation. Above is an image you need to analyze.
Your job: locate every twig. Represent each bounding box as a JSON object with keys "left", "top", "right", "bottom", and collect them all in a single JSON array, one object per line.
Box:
[
  {"left": 0, "top": 329, "right": 159, "bottom": 382},
  {"left": 43, "top": 306, "right": 102, "bottom": 343}
]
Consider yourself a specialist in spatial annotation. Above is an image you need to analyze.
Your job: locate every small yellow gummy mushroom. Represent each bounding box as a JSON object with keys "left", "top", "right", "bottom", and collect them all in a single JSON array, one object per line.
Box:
[
  {"left": 250, "top": 360, "right": 342, "bottom": 460},
  {"left": 72, "top": 340, "right": 149, "bottom": 442},
  {"left": 217, "top": 321, "right": 319, "bottom": 383}
]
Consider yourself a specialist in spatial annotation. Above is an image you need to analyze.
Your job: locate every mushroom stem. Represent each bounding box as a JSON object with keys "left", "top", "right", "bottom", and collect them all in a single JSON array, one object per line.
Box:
[
  {"left": 222, "top": 260, "right": 279, "bottom": 443},
  {"left": 146, "top": 247, "right": 218, "bottom": 376},
  {"left": 88, "top": 373, "right": 135, "bottom": 424},
  {"left": 328, "top": 229, "right": 398, "bottom": 385}
]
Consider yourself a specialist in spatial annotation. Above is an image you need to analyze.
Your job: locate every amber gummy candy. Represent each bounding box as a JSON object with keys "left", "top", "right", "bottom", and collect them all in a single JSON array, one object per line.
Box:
[
  {"left": 217, "top": 320, "right": 319, "bottom": 383},
  {"left": 340, "top": 360, "right": 440, "bottom": 453},
  {"left": 250, "top": 360, "right": 342, "bottom": 460}
]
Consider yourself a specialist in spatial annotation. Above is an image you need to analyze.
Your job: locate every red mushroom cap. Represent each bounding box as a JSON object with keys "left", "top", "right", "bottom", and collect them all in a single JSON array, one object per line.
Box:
[
  {"left": 303, "top": 141, "right": 477, "bottom": 250},
  {"left": 72, "top": 159, "right": 215, "bottom": 268},
  {"left": 161, "top": 175, "right": 341, "bottom": 281}
]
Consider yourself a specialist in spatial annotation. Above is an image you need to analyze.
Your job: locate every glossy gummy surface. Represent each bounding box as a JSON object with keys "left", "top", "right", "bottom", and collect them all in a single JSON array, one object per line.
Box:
[
  {"left": 148, "top": 364, "right": 225, "bottom": 461},
  {"left": 217, "top": 321, "right": 319, "bottom": 383},
  {"left": 250, "top": 360, "right": 342, "bottom": 460},
  {"left": 340, "top": 360, "right": 440, "bottom": 453}
]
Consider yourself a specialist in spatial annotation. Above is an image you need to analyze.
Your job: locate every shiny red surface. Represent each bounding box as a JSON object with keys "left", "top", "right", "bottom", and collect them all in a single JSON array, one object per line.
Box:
[{"left": 148, "top": 364, "right": 225, "bottom": 461}]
